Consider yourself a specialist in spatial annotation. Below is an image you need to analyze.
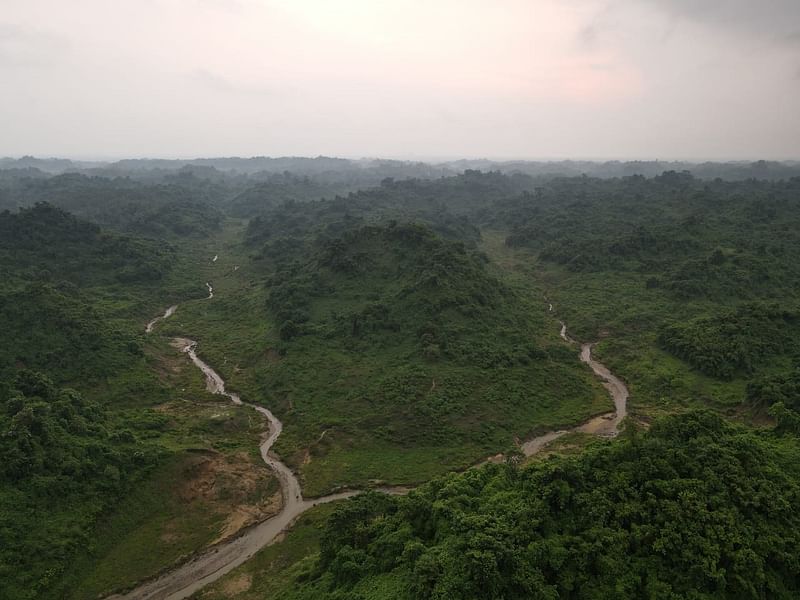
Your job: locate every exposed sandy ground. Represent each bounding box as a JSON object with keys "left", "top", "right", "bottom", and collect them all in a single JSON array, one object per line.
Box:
[{"left": 174, "top": 451, "right": 282, "bottom": 545}]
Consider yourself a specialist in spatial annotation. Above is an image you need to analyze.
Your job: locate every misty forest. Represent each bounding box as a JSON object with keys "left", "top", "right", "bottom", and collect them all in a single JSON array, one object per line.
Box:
[{"left": 1, "top": 156, "right": 799, "bottom": 600}]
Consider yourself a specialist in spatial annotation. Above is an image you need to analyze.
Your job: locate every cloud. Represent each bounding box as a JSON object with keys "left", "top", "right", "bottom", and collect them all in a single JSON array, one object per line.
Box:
[
  {"left": 0, "top": 23, "right": 69, "bottom": 67},
  {"left": 191, "top": 69, "right": 283, "bottom": 97},
  {"left": 192, "top": 0, "right": 246, "bottom": 14},
  {"left": 0, "top": 0, "right": 798, "bottom": 159},
  {"left": 577, "top": 23, "right": 599, "bottom": 47},
  {"left": 644, "top": 0, "right": 800, "bottom": 42}
]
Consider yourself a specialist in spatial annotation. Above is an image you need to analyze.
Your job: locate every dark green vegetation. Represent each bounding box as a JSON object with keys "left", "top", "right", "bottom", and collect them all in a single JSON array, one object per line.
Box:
[
  {"left": 658, "top": 304, "right": 799, "bottom": 379},
  {"left": 0, "top": 199, "right": 268, "bottom": 597},
  {"left": 488, "top": 174, "right": 800, "bottom": 420},
  {"left": 2, "top": 158, "right": 800, "bottom": 598},
  {"left": 0, "top": 371, "right": 156, "bottom": 598},
  {"left": 0, "top": 173, "right": 224, "bottom": 237},
  {"left": 247, "top": 412, "right": 800, "bottom": 600},
  {"left": 0, "top": 202, "right": 173, "bottom": 288},
  {"left": 246, "top": 221, "right": 607, "bottom": 494},
  {"left": 200, "top": 504, "right": 341, "bottom": 600}
]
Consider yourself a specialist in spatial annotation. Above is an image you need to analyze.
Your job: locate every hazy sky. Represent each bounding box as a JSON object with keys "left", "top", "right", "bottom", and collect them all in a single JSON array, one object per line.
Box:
[{"left": 2, "top": 0, "right": 799, "bottom": 160}]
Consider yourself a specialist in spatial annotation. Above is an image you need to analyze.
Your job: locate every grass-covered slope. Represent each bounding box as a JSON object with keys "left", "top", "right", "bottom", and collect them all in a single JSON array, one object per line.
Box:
[{"left": 242, "top": 222, "right": 609, "bottom": 495}]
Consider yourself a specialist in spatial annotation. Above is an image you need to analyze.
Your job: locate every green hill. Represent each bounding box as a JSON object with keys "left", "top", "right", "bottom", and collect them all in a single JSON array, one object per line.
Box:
[
  {"left": 0, "top": 202, "right": 174, "bottom": 289},
  {"left": 246, "top": 222, "right": 608, "bottom": 495},
  {"left": 0, "top": 174, "right": 224, "bottom": 238}
]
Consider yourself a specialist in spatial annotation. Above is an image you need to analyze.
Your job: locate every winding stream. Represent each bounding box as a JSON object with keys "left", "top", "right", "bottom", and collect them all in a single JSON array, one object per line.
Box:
[
  {"left": 110, "top": 282, "right": 372, "bottom": 600},
  {"left": 144, "top": 305, "right": 177, "bottom": 333},
  {"left": 114, "top": 286, "right": 628, "bottom": 599},
  {"left": 521, "top": 307, "right": 628, "bottom": 455},
  {"left": 112, "top": 338, "right": 359, "bottom": 600}
]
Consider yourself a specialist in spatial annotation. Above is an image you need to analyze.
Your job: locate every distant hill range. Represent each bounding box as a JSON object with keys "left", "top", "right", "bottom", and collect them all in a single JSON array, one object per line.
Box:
[{"left": 2, "top": 155, "right": 799, "bottom": 180}]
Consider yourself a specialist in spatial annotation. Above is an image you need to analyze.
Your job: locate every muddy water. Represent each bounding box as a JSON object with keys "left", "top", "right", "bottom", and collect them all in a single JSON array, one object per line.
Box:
[
  {"left": 123, "top": 288, "right": 627, "bottom": 598},
  {"left": 115, "top": 284, "right": 392, "bottom": 600},
  {"left": 110, "top": 337, "right": 361, "bottom": 600},
  {"left": 521, "top": 311, "right": 628, "bottom": 456},
  {"left": 145, "top": 305, "right": 177, "bottom": 333}
]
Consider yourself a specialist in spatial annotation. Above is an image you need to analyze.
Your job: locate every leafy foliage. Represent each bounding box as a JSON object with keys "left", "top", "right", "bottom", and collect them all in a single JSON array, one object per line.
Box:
[
  {"left": 500, "top": 174, "right": 800, "bottom": 302},
  {"left": 0, "top": 371, "right": 156, "bottom": 599},
  {"left": 658, "top": 304, "right": 800, "bottom": 379},
  {"left": 296, "top": 412, "right": 800, "bottom": 600},
  {"left": 0, "top": 202, "right": 174, "bottom": 288},
  {"left": 0, "top": 283, "right": 141, "bottom": 383},
  {"left": 0, "top": 174, "right": 224, "bottom": 237},
  {"left": 241, "top": 221, "right": 607, "bottom": 493}
]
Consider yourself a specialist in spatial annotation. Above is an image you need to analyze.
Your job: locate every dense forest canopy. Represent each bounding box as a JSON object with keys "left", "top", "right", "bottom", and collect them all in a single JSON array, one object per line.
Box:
[
  {"left": 0, "top": 202, "right": 174, "bottom": 287},
  {"left": 240, "top": 219, "right": 603, "bottom": 494},
  {"left": 0, "top": 174, "right": 224, "bottom": 237},
  {"left": 3, "top": 155, "right": 800, "bottom": 180},
  {"left": 290, "top": 412, "right": 800, "bottom": 600},
  {"left": 0, "top": 371, "right": 157, "bottom": 599},
  {"left": 1, "top": 159, "right": 800, "bottom": 599}
]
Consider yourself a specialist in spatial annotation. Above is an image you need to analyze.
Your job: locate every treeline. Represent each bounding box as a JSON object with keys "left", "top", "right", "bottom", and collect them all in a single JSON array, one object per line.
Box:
[
  {"left": 5, "top": 155, "right": 800, "bottom": 180},
  {"left": 226, "top": 172, "right": 357, "bottom": 217},
  {"left": 245, "top": 170, "right": 533, "bottom": 247},
  {"left": 500, "top": 174, "right": 800, "bottom": 300},
  {"left": 658, "top": 304, "right": 799, "bottom": 379},
  {"left": 288, "top": 412, "right": 800, "bottom": 599},
  {"left": 0, "top": 173, "right": 224, "bottom": 237}
]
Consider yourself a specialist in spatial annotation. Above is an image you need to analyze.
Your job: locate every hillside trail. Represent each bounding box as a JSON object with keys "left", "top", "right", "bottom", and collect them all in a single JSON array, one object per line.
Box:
[{"left": 110, "top": 282, "right": 627, "bottom": 599}]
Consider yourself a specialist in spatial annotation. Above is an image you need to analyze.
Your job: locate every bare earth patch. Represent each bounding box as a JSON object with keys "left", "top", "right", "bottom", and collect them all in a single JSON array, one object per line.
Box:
[
  {"left": 177, "top": 451, "right": 283, "bottom": 545},
  {"left": 217, "top": 572, "right": 253, "bottom": 596}
]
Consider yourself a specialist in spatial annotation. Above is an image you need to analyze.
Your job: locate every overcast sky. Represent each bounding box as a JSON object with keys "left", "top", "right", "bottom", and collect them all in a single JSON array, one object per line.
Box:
[{"left": 1, "top": 0, "right": 798, "bottom": 160}]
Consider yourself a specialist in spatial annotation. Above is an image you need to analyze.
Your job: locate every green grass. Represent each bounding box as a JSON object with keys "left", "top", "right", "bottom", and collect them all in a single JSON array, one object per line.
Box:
[
  {"left": 64, "top": 342, "right": 279, "bottom": 597},
  {"left": 480, "top": 230, "right": 771, "bottom": 424},
  {"left": 58, "top": 243, "right": 282, "bottom": 597}
]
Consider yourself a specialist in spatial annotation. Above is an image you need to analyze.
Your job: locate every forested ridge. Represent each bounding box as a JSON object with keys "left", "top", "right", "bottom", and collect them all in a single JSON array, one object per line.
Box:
[
  {"left": 0, "top": 202, "right": 174, "bottom": 287},
  {"left": 658, "top": 304, "right": 800, "bottom": 379},
  {"left": 0, "top": 174, "right": 224, "bottom": 237}
]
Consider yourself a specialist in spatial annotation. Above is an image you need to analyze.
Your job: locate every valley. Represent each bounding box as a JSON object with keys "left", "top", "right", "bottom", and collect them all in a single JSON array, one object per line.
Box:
[{"left": 1, "top": 164, "right": 798, "bottom": 599}]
